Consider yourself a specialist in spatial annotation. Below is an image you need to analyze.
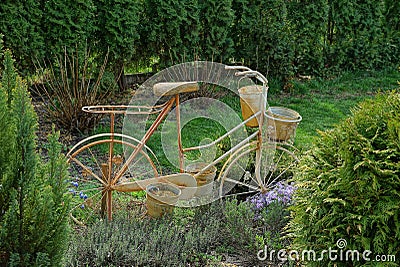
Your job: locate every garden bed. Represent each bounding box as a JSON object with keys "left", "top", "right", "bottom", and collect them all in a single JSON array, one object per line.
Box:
[{"left": 29, "top": 68, "right": 400, "bottom": 266}]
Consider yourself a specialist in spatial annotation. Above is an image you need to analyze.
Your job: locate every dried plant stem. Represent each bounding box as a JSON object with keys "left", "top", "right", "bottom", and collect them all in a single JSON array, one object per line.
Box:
[{"left": 34, "top": 46, "right": 110, "bottom": 132}]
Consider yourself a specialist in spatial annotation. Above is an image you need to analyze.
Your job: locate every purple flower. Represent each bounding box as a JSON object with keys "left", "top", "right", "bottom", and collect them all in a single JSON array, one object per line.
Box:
[{"left": 247, "top": 181, "right": 297, "bottom": 220}]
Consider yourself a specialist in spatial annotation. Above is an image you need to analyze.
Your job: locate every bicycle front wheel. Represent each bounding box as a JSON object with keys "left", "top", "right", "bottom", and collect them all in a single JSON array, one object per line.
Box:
[{"left": 218, "top": 141, "right": 299, "bottom": 198}]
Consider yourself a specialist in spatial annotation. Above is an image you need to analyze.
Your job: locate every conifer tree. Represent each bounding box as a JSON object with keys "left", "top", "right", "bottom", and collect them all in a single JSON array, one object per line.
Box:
[
  {"left": 0, "top": 46, "right": 70, "bottom": 267},
  {"left": 43, "top": 0, "right": 96, "bottom": 56},
  {"left": 0, "top": 51, "right": 16, "bottom": 221},
  {"left": 145, "top": 0, "right": 188, "bottom": 67},
  {"left": 96, "top": 0, "right": 141, "bottom": 89},
  {"left": 1, "top": 75, "right": 39, "bottom": 265},
  {"left": 199, "top": 0, "right": 234, "bottom": 62},
  {"left": 2, "top": 50, "right": 17, "bottom": 107},
  {"left": 0, "top": 0, "right": 45, "bottom": 71}
]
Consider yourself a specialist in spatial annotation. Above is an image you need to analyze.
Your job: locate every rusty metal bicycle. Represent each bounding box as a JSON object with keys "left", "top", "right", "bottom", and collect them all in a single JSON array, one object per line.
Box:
[{"left": 66, "top": 62, "right": 302, "bottom": 224}]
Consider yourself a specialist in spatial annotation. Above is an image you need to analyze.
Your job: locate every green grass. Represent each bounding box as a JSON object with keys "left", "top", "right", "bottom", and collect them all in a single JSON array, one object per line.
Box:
[
  {"left": 146, "top": 116, "right": 231, "bottom": 173},
  {"left": 142, "top": 68, "right": 400, "bottom": 169},
  {"left": 269, "top": 68, "right": 400, "bottom": 150}
]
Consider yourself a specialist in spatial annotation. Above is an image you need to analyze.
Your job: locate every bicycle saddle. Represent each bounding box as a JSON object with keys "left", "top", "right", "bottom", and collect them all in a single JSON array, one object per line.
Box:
[{"left": 153, "top": 82, "right": 199, "bottom": 96}]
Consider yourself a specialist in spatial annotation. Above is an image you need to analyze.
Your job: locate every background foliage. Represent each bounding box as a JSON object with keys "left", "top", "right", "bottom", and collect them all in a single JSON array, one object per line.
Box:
[{"left": 0, "top": 0, "right": 399, "bottom": 87}]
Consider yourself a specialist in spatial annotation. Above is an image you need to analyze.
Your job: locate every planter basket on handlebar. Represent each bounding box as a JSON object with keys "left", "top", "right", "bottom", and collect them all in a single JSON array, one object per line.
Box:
[
  {"left": 238, "top": 85, "right": 264, "bottom": 127},
  {"left": 266, "top": 106, "right": 302, "bottom": 142},
  {"left": 238, "top": 85, "right": 302, "bottom": 141}
]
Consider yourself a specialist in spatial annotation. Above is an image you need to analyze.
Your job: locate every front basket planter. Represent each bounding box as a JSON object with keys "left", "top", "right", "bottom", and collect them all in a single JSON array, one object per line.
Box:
[
  {"left": 266, "top": 107, "right": 302, "bottom": 142},
  {"left": 146, "top": 183, "right": 181, "bottom": 218},
  {"left": 238, "top": 85, "right": 264, "bottom": 128}
]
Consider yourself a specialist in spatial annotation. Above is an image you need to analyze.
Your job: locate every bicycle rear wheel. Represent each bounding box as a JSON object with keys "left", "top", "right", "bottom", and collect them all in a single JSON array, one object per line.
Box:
[{"left": 67, "top": 133, "right": 160, "bottom": 225}]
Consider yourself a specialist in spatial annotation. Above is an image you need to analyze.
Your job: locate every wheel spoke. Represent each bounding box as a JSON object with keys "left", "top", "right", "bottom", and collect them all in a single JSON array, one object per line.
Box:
[
  {"left": 219, "top": 143, "right": 298, "bottom": 198},
  {"left": 70, "top": 189, "right": 104, "bottom": 212},
  {"left": 69, "top": 157, "right": 106, "bottom": 186},
  {"left": 223, "top": 178, "right": 259, "bottom": 191},
  {"left": 266, "top": 160, "right": 297, "bottom": 187},
  {"left": 223, "top": 189, "right": 259, "bottom": 198},
  {"left": 71, "top": 186, "right": 104, "bottom": 194},
  {"left": 87, "top": 146, "right": 104, "bottom": 177}
]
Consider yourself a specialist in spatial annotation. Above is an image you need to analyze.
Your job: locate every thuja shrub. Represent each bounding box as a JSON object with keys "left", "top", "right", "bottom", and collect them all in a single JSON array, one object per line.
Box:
[
  {"left": 0, "top": 48, "right": 70, "bottom": 267},
  {"left": 289, "top": 91, "right": 400, "bottom": 266}
]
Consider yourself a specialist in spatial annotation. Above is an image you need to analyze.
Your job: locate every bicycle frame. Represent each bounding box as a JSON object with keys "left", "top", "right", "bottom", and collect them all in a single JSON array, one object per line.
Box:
[
  {"left": 79, "top": 65, "right": 269, "bottom": 193},
  {"left": 113, "top": 66, "right": 269, "bottom": 192},
  {"left": 67, "top": 65, "right": 277, "bottom": 221}
]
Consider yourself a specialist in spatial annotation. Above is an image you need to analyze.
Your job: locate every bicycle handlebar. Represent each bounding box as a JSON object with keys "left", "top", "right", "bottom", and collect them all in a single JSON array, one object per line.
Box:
[
  {"left": 224, "top": 65, "right": 252, "bottom": 71},
  {"left": 225, "top": 65, "right": 268, "bottom": 85}
]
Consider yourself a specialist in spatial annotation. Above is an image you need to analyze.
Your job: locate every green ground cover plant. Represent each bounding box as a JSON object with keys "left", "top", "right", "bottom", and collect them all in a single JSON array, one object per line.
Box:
[
  {"left": 288, "top": 90, "right": 400, "bottom": 266},
  {"left": 65, "top": 199, "right": 258, "bottom": 266}
]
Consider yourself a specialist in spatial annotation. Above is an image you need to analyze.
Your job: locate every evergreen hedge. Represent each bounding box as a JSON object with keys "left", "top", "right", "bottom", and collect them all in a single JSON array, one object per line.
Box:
[{"left": 1, "top": 0, "right": 399, "bottom": 84}]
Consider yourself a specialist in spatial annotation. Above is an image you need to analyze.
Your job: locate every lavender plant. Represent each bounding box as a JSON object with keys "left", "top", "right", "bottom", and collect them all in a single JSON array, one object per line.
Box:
[
  {"left": 248, "top": 182, "right": 296, "bottom": 218},
  {"left": 247, "top": 182, "right": 296, "bottom": 238}
]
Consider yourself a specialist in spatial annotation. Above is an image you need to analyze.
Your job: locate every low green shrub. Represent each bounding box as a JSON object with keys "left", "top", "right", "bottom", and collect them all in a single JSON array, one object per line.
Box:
[
  {"left": 289, "top": 91, "right": 400, "bottom": 266},
  {"left": 66, "top": 195, "right": 296, "bottom": 266}
]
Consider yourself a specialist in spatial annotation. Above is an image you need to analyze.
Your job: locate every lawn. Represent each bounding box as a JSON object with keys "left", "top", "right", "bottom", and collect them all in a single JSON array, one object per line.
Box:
[
  {"left": 268, "top": 69, "right": 400, "bottom": 149},
  {"left": 140, "top": 68, "right": 400, "bottom": 170}
]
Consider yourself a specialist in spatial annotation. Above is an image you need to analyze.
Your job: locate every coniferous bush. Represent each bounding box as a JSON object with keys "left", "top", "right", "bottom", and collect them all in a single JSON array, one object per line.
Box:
[
  {"left": 0, "top": 51, "right": 15, "bottom": 223},
  {"left": 289, "top": 91, "right": 400, "bottom": 266},
  {"left": 0, "top": 48, "right": 70, "bottom": 267},
  {"left": 1, "top": 0, "right": 400, "bottom": 80},
  {"left": 232, "top": 0, "right": 294, "bottom": 84},
  {"left": 144, "top": 0, "right": 204, "bottom": 68},
  {"left": 0, "top": 0, "right": 45, "bottom": 71},
  {"left": 198, "top": 0, "right": 235, "bottom": 62},
  {"left": 43, "top": 0, "right": 96, "bottom": 56},
  {"left": 95, "top": 0, "right": 141, "bottom": 90}
]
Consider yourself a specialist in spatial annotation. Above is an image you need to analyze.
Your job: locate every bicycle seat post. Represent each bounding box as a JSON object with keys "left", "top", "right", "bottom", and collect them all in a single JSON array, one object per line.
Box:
[
  {"left": 110, "top": 111, "right": 115, "bottom": 135},
  {"left": 174, "top": 93, "right": 184, "bottom": 172},
  {"left": 153, "top": 82, "right": 200, "bottom": 173}
]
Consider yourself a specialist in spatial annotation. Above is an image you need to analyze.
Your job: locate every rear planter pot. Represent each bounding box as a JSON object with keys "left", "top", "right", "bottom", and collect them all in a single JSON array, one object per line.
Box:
[{"left": 266, "top": 106, "right": 302, "bottom": 142}]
